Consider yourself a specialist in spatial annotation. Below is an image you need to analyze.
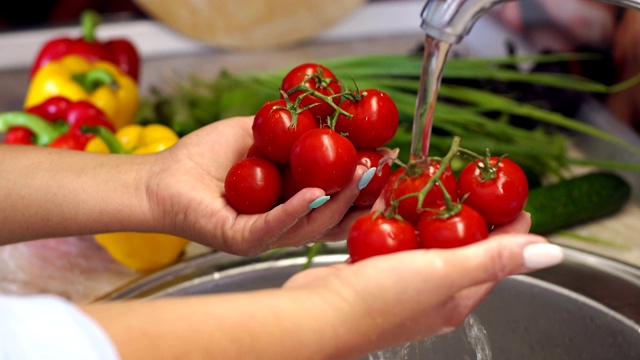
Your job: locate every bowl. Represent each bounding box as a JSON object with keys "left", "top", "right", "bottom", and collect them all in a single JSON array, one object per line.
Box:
[{"left": 133, "top": 0, "right": 365, "bottom": 50}]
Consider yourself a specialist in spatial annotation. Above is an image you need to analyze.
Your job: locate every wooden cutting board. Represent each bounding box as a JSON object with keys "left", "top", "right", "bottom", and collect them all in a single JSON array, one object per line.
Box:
[{"left": 133, "top": 0, "right": 366, "bottom": 50}]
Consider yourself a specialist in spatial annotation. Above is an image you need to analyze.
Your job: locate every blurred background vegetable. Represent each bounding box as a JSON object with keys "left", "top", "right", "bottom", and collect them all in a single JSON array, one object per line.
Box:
[{"left": 136, "top": 50, "right": 640, "bottom": 184}]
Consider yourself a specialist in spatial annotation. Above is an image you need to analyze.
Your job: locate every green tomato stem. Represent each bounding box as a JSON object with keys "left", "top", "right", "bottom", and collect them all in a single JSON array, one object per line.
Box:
[{"left": 388, "top": 136, "right": 462, "bottom": 216}]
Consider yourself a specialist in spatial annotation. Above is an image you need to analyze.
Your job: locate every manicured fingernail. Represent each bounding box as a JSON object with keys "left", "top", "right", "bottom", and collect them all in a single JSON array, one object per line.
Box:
[
  {"left": 523, "top": 243, "right": 564, "bottom": 270},
  {"left": 436, "top": 326, "right": 456, "bottom": 335},
  {"left": 309, "top": 196, "right": 330, "bottom": 209},
  {"left": 358, "top": 167, "right": 377, "bottom": 190}
]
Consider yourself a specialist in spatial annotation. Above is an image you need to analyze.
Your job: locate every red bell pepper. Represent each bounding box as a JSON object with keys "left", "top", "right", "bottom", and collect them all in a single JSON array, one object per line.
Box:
[
  {"left": 1, "top": 96, "right": 115, "bottom": 150},
  {"left": 30, "top": 10, "right": 140, "bottom": 81}
]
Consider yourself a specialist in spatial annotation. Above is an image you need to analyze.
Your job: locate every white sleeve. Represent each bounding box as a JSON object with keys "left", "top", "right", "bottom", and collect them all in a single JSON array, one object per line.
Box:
[{"left": 0, "top": 294, "right": 120, "bottom": 360}]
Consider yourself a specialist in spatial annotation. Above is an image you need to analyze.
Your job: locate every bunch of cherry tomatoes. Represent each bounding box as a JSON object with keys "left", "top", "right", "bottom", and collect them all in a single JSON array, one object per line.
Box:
[
  {"left": 224, "top": 62, "right": 399, "bottom": 214},
  {"left": 348, "top": 136, "right": 529, "bottom": 262},
  {"left": 223, "top": 62, "right": 529, "bottom": 262}
]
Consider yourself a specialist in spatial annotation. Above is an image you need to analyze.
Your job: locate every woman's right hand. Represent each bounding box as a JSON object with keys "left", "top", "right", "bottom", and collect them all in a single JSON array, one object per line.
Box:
[{"left": 144, "top": 116, "right": 375, "bottom": 255}]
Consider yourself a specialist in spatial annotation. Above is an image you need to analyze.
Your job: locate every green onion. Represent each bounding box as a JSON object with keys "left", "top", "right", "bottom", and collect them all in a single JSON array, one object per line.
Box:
[{"left": 135, "top": 52, "right": 640, "bottom": 180}]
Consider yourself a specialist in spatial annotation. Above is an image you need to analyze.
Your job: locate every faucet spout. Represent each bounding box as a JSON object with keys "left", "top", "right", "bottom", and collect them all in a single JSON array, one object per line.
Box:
[{"left": 421, "top": 0, "right": 640, "bottom": 44}]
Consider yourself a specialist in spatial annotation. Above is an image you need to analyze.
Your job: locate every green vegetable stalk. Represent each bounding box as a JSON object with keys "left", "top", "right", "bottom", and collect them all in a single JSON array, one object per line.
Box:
[{"left": 135, "top": 52, "right": 640, "bottom": 181}]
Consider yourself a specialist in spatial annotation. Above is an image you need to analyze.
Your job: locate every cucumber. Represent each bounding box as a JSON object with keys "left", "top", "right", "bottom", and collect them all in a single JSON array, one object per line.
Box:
[{"left": 524, "top": 172, "right": 632, "bottom": 234}]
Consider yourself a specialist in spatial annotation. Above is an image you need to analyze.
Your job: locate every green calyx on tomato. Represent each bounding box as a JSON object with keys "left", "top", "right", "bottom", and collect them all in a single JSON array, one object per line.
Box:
[
  {"left": 459, "top": 148, "right": 505, "bottom": 182},
  {"left": 280, "top": 63, "right": 350, "bottom": 124},
  {"left": 273, "top": 89, "right": 314, "bottom": 129}
]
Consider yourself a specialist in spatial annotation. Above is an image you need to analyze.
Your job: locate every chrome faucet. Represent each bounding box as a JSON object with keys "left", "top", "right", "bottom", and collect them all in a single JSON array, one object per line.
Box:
[{"left": 420, "top": 0, "right": 640, "bottom": 44}]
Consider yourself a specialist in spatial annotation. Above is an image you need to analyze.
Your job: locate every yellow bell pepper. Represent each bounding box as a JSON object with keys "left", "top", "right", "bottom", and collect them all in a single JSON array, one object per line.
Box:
[
  {"left": 24, "top": 55, "right": 139, "bottom": 130},
  {"left": 85, "top": 124, "right": 189, "bottom": 272},
  {"left": 84, "top": 123, "right": 179, "bottom": 154},
  {"left": 93, "top": 232, "right": 189, "bottom": 272}
]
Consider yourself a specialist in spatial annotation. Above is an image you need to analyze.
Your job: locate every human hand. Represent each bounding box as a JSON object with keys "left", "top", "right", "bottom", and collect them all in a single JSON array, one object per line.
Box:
[
  {"left": 281, "top": 212, "right": 563, "bottom": 356},
  {"left": 144, "top": 116, "right": 378, "bottom": 255}
]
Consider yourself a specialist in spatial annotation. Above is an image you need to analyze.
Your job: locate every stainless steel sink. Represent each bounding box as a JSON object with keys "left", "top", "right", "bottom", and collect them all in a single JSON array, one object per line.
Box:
[{"left": 104, "top": 245, "right": 640, "bottom": 359}]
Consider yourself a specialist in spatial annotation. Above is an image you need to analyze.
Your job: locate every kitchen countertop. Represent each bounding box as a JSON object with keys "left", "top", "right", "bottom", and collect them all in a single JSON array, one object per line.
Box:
[{"left": 1, "top": 2, "right": 639, "bottom": 303}]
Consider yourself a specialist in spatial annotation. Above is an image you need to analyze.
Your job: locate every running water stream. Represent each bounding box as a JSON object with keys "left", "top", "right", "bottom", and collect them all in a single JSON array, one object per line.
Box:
[
  {"left": 409, "top": 35, "right": 451, "bottom": 159},
  {"left": 366, "top": 315, "right": 491, "bottom": 359}
]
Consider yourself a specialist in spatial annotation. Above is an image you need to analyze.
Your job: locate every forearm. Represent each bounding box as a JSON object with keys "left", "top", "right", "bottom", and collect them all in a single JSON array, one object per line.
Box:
[
  {"left": 83, "top": 288, "right": 367, "bottom": 360},
  {"left": 0, "top": 145, "right": 154, "bottom": 244}
]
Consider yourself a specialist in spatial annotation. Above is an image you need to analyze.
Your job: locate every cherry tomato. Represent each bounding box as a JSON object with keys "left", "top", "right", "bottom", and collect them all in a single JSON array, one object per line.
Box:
[
  {"left": 335, "top": 89, "right": 399, "bottom": 150},
  {"left": 417, "top": 204, "right": 489, "bottom": 249},
  {"left": 252, "top": 99, "right": 317, "bottom": 164},
  {"left": 224, "top": 157, "right": 283, "bottom": 214},
  {"left": 280, "top": 63, "right": 342, "bottom": 123},
  {"left": 381, "top": 160, "right": 458, "bottom": 225},
  {"left": 281, "top": 166, "right": 303, "bottom": 202},
  {"left": 245, "top": 143, "right": 264, "bottom": 159},
  {"left": 347, "top": 212, "right": 419, "bottom": 262},
  {"left": 353, "top": 151, "right": 393, "bottom": 207},
  {"left": 458, "top": 157, "right": 529, "bottom": 225},
  {"left": 289, "top": 128, "right": 357, "bottom": 195}
]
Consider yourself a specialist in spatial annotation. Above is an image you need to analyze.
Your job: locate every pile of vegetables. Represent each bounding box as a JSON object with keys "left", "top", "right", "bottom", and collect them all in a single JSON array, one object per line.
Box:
[{"left": 0, "top": 11, "right": 189, "bottom": 272}]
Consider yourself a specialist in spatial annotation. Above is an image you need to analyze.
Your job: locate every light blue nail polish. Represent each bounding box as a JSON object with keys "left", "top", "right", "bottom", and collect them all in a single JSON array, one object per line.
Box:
[
  {"left": 358, "top": 167, "right": 377, "bottom": 190},
  {"left": 309, "top": 196, "right": 330, "bottom": 209}
]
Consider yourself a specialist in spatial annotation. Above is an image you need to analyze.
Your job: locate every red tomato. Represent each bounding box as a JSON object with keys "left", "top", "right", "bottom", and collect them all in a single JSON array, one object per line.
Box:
[
  {"left": 353, "top": 151, "right": 393, "bottom": 207},
  {"left": 289, "top": 128, "right": 357, "bottom": 195},
  {"left": 280, "top": 63, "right": 342, "bottom": 123},
  {"left": 281, "top": 166, "right": 303, "bottom": 202},
  {"left": 458, "top": 157, "right": 529, "bottom": 225},
  {"left": 224, "top": 158, "right": 283, "bottom": 214},
  {"left": 252, "top": 99, "right": 317, "bottom": 164},
  {"left": 245, "top": 143, "right": 264, "bottom": 159},
  {"left": 335, "top": 89, "right": 399, "bottom": 150},
  {"left": 417, "top": 204, "right": 489, "bottom": 249},
  {"left": 347, "top": 212, "right": 419, "bottom": 262},
  {"left": 381, "top": 160, "right": 458, "bottom": 225}
]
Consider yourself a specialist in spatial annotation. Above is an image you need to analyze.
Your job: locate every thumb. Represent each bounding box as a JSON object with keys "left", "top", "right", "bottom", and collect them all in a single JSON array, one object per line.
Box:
[{"left": 439, "top": 234, "right": 564, "bottom": 293}]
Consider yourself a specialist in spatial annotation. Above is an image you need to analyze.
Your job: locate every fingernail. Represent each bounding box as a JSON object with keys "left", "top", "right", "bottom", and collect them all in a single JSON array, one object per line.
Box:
[
  {"left": 436, "top": 326, "right": 456, "bottom": 336},
  {"left": 358, "top": 167, "right": 377, "bottom": 190},
  {"left": 523, "top": 243, "right": 564, "bottom": 270},
  {"left": 309, "top": 196, "right": 330, "bottom": 209}
]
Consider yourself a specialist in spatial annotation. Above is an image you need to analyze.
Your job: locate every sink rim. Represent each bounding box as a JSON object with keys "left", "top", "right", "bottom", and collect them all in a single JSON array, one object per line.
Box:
[{"left": 102, "top": 244, "right": 640, "bottom": 327}]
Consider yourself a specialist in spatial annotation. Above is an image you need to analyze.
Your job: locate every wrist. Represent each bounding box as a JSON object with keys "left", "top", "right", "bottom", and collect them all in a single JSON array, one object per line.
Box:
[{"left": 104, "top": 153, "right": 158, "bottom": 233}]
